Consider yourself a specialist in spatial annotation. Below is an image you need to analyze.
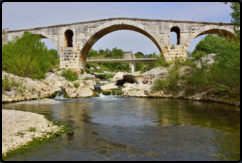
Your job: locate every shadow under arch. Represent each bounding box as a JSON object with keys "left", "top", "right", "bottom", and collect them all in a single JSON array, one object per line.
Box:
[{"left": 80, "top": 24, "right": 163, "bottom": 65}]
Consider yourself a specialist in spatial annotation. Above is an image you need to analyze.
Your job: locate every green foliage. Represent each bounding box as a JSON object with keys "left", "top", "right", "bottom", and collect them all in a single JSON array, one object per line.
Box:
[
  {"left": 80, "top": 69, "right": 84, "bottom": 74},
  {"left": 191, "top": 50, "right": 207, "bottom": 61},
  {"left": 83, "top": 77, "right": 89, "bottom": 80},
  {"left": 150, "top": 68, "right": 180, "bottom": 93},
  {"left": 73, "top": 82, "right": 80, "bottom": 88},
  {"left": 167, "top": 68, "right": 180, "bottom": 93},
  {"left": 86, "top": 68, "right": 91, "bottom": 74},
  {"left": 185, "top": 87, "right": 196, "bottom": 96},
  {"left": 185, "top": 63, "right": 210, "bottom": 91},
  {"left": 28, "top": 127, "right": 36, "bottom": 132},
  {"left": 2, "top": 75, "right": 26, "bottom": 95},
  {"left": 224, "top": 2, "right": 240, "bottom": 35},
  {"left": 2, "top": 31, "right": 58, "bottom": 79},
  {"left": 96, "top": 73, "right": 115, "bottom": 79},
  {"left": 190, "top": 34, "right": 227, "bottom": 60},
  {"left": 141, "top": 64, "right": 152, "bottom": 73},
  {"left": 88, "top": 49, "right": 98, "bottom": 57},
  {"left": 93, "top": 69, "right": 103, "bottom": 73},
  {"left": 61, "top": 69, "right": 79, "bottom": 81},
  {"left": 86, "top": 63, "right": 91, "bottom": 69},
  {"left": 151, "top": 79, "right": 168, "bottom": 93},
  {"left": 105, "top": 47, "right": 124, "bottom": 58}
]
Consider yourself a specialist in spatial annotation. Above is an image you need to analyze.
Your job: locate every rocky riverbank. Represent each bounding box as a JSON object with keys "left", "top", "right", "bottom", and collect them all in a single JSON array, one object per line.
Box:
[
  {"left": 118, "top": 54, "right": 240, "bottom": 107},
  {"left": 2, "top": 54, "right": 240, "bottom": 107},
  {"left": 2, "top": 70, "right": 98, "bottom": 102},
  {"left": 2, "top": 108, "right": 63, "bottom": 156}
]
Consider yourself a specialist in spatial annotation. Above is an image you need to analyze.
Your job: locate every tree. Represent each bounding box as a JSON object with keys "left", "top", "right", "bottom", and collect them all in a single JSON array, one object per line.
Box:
[
  {"left": 224, "top": 2, "right": 240, "bottom": 36},
  {"left": 99, "top": 49, "right": 104, "bottom": 54},
  {"left": 88, "top": 49, "right": 98, "bottom": 57},
  {"left": 190, "top": 34, "right": 227, "bottom": 60},
  {"left": 2, "top": 31, "right": 56, "bottom": 79}
]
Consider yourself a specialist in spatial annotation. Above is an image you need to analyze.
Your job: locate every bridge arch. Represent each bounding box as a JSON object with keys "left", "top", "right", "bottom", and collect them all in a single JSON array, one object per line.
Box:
[
  {"left": 170, "top": 26, "right": 181, "bottom": 45},
  {"left": 64, "top": 29, "right": 74, "bottom": 47},
  {"left": 187, "top": 26, "right": 235, "bottom": 46},
  {"left": 79, "top": 21, "right": 163, "bottom": 67}
]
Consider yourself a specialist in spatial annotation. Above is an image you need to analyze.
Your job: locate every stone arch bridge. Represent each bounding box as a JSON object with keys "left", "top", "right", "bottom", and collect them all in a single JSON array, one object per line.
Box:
[{"left": 2, "top": 17, "right": 236, "bottom": 71}]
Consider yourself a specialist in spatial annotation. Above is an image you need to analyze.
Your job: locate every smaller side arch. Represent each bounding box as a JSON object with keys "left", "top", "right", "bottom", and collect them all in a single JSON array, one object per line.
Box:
[
  {"left": 64, "top": 29, "right": 74, "bottom": 47},
  {"left": 186, "top": 26, "right": 236, "bottom": 46},
  {"left": 170, "top": 26, "right": 181, "bottom": 45}
]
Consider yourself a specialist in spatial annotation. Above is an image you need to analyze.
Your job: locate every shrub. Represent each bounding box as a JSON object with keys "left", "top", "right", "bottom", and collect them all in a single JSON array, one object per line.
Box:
[
  {"left": 185, "top": 87, "right": 196, "bottom": 96},
  {"left": 96, "top": 73, "right": 115, "bottom": 79},
  {"left": 61, "top": 69, "right": 79, "bottom": 81},
  {"left": 167, "top": 68, "right": 180, "bottom": 93},
  {"left": 86, "top": 68, "right": 91, "bottom": 74},
  {"left": 94, "top": 69, "right": 103, "bottom": 73},
  {"left": 28, "top": 127, "right": 36, "bottom": 132},
  {"left": 73, "top": 82, "right": 80, "bottom": 88},
  {"left": 185, "top": 63, "right": 209, "bottom": 91},
  {"left": 2, "top": 31, "right": 58, "bottom": 79},
  {"left": 80, "top": 69, "right": 85, "bottom": 74},
  {"left": 151, "top": 79, "right": 168, "bottom": 93},
  {"left": 83, "top": 77, "right": 89, "bottom": 80},
  {"left": 2, "top": 75, "right": 26, "bottom": 94},
  {"left": 86, "top": 63, "right": 91, "bottom": 69}
]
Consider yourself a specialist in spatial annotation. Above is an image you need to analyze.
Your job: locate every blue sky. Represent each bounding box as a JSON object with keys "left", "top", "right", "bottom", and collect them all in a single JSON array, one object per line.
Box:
[{"left": 2, "top": 2, "right": 233, "bottom": 55}]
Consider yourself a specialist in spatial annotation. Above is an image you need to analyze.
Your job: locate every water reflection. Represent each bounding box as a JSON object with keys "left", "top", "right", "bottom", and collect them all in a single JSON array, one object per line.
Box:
[{"left": 2, "top": 97, "right": 240, "bottom": 161}]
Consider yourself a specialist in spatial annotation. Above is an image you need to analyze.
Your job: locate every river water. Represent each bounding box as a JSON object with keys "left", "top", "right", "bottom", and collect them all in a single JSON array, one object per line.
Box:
[{"left": 2, "top": 93, "right": 240, "bottom": 161}]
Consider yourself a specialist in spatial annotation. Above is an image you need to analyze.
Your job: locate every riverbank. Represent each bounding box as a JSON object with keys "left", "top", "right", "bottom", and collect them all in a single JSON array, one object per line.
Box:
[{"left": 2, "top": 108, "right": 63, "bottom": 156}]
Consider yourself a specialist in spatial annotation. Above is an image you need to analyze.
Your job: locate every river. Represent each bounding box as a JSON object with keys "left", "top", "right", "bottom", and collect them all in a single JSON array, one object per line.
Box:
[{"left": 2, "top": 92, "right": 240, "bottom": 161}]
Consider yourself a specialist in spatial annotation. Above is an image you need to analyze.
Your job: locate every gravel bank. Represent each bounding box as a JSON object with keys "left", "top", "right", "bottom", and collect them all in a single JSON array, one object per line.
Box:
[{"left": 2, "top": 109, "right": 63, "bottom": 156}]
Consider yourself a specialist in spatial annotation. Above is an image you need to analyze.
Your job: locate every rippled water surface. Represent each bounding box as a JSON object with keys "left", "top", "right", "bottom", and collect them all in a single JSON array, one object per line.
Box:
[{"left": 2, "top": 96, "right": 240, "bottom": 161}]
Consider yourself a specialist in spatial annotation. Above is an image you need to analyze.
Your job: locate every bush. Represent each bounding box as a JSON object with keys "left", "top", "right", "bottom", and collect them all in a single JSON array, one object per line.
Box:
[
  {"left": 185, "top": 87, "right": 196, "bottom": 96},
  {"left": 167, "top": 68, "right": 180, "bottom": 93},
  {"left": 86, "top": 63, "right": 91, "bottom": 69},
  {"left": 96, "top": 73, "right": 115, "bottom": 80},
  {"left": 2, "top": 75, "right": 26, "bottom": 95},
  {"left": 86, "top": 68, "right": 91, "bottom": 74},
  {"left": 2, "top": 31, "right": 58, "bottom": 79},
  {"left": 73, "top": 82, "right": 80, "bottom": 88},
  {"left": 61, "top": 69, "right": 79, "bottom": 81},
  {"left": 185, "top": 63, "right": 209, "bottom": 91},
  {"left": 93, "top": 69, "right": 103, "bottom": 73},
  {"left": 151, "top": 79, "right": 168, "bottom": 93}
]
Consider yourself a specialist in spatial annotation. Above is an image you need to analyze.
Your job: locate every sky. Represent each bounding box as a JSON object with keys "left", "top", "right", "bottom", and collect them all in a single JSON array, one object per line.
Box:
[{"left": 2, "top": 2, "right": 233, "bottom": 55}]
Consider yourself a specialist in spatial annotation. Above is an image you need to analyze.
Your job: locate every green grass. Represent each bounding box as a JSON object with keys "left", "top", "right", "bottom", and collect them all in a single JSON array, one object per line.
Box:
[
  {"left": 2, "top": 75, "right": 26, "bottom": 95},
  {"left": 151, "top": 79, "right": 168, "bottom": 93},
  {"left": 61, "top": 69, "right": 79, "bottom": 81},
  {"left": 73, "top": 82, "right": 80, "bottom": 88},
  {"left": 28, "top": 127, "right": 36, "bottom": 132},
  {"left": 96, "top": 73, "right": 115, "bottom": 79}
]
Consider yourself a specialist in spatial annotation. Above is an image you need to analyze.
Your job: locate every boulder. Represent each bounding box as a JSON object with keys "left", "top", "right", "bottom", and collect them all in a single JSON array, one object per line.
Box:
[
  {"left": 63, "top": 80, "right": 95, "bottom": 97},
  {"left": 100, "top": 83, "right": 118, "bottom": 92},
  {"left": 142, "top": 67, "right": 169, "bottom": 79},
  {"left": 78, "top": 74, "right": 96, "bottom": 80},
  {"left": 195, "top": 54, "right": 216, "bottom": 68},
  {"left": 121, "top": 82, "right": 149, "bottom": 97}
]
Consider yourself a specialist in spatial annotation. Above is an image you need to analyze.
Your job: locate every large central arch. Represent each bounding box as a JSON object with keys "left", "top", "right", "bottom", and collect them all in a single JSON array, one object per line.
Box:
[{"left": 79, "top": 23, "right": 163, "bottom": 68}]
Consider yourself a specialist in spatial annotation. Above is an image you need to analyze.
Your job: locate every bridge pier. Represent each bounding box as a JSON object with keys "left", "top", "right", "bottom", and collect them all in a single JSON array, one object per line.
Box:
[{"left": 131, "top": 63, "right": 135, "bottom": 73}]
